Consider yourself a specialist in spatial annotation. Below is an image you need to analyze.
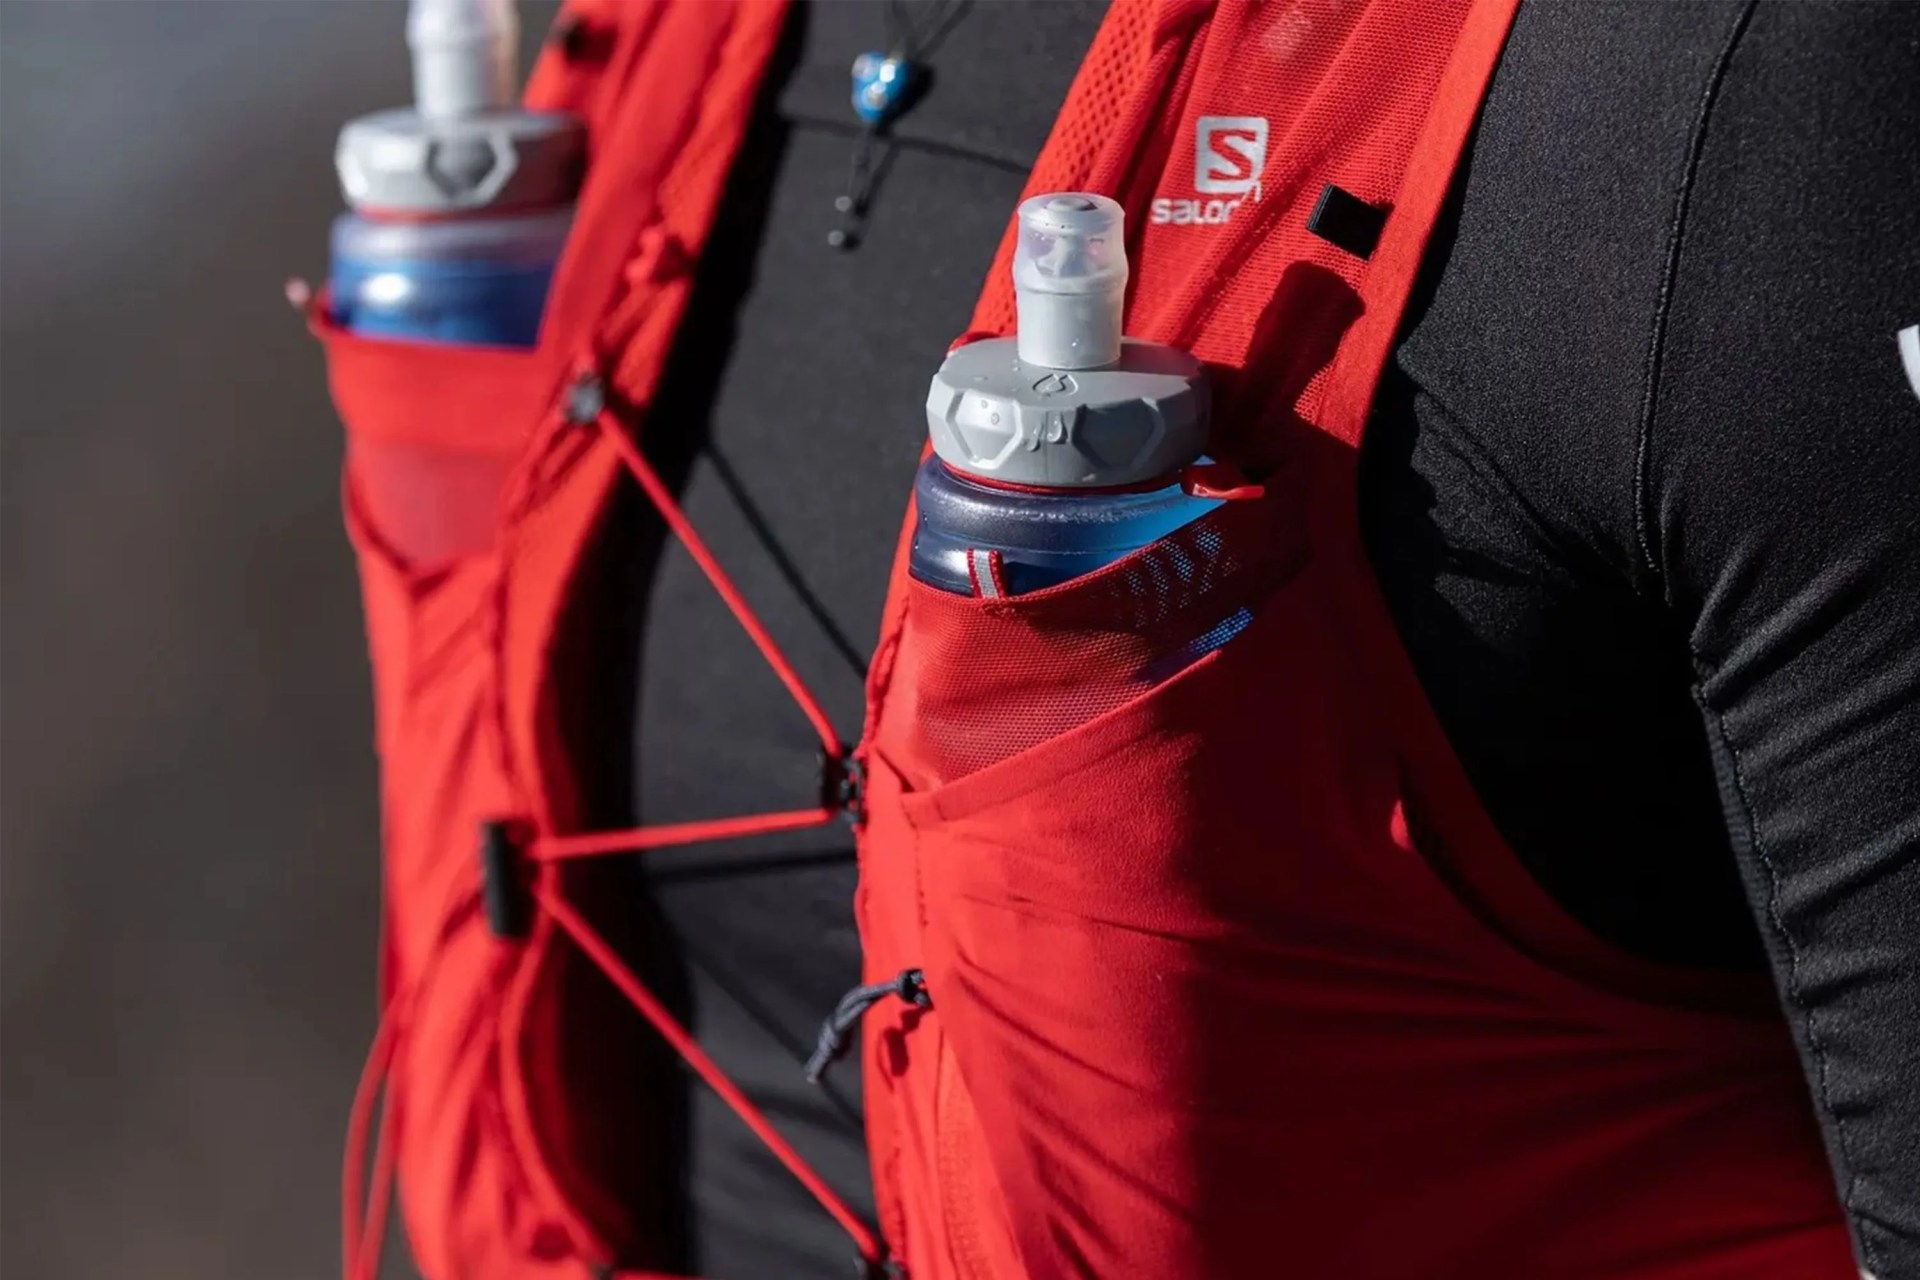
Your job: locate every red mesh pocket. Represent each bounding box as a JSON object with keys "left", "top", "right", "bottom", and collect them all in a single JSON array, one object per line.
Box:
[{"left": 882, "top": 493, "right": 1302, "bottom": 787}]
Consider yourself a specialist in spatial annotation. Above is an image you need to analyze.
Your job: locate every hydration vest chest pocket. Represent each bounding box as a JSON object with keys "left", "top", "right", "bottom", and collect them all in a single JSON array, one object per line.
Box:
[
  {"left": 317, "top": 314, "right": 559, "bottom": 576},
  {"left": 864, "top": 475, "right": 1362, "bottom": 1277},
  {"left": 883, "top": 485, "right": 1305, "bottom": 793}
]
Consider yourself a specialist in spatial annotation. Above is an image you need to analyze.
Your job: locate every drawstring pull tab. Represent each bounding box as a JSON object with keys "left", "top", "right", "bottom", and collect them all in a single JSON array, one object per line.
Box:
[{"left": 806, "top": 968, "right": 930, "bottom": 1084}]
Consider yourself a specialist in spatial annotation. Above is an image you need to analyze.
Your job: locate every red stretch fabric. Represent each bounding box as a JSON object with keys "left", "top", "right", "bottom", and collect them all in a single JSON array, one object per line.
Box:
[
  {"left": 313, "top": 3, "right": 885, "bottom": 1277},
  {"left": 856, "top": 1, "right": 1857, "bottom": 1277}
]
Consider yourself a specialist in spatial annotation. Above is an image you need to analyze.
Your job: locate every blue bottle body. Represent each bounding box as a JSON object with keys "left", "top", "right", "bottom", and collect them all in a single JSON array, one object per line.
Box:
[
  {"left": 327, "top": 208, "right": 572, "bottom": 347},
  {"left": 909, "top": 456, "right": 1223, "bottom": 596}
]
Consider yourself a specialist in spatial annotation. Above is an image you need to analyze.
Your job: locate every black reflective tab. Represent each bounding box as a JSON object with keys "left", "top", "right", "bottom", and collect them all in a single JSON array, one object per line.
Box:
[
  {"left": 1307, "top": 183, "right": 1389, "bottom": 260},
  {"left": 480, "top": 820, "right": 531, "bottom": 941},
  {"left": 548, "top": 14, "right": 612, "bottom": 65}
]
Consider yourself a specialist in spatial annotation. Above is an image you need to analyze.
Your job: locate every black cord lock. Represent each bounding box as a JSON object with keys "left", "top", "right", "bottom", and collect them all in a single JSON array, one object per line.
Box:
[
  {"left": 820, "top": 749, "right": 866, "bottom": 823},
  {"left": 479, "top": 819, "right": 533, "bottom": 942}
]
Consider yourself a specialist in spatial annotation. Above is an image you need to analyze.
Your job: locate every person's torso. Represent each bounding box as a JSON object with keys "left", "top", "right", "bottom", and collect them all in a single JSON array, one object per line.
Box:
[{"left": 608, "top": 2, "right": 1822, "bottom": 1272}]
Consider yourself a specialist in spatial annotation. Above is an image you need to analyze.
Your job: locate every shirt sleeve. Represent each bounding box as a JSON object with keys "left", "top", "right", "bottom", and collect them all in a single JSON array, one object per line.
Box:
[{"left": 1643, "top": 4, "right": 1920, "bottom": 1268}]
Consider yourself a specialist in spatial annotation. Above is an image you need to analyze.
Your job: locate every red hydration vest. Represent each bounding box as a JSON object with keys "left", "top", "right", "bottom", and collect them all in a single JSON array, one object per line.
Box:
[{"left": 315, "top": 1, "right": 1857, "bottom": 1277}]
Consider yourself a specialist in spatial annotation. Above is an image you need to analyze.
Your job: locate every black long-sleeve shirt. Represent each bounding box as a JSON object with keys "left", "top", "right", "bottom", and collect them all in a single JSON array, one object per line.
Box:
[
  {"left": 1364, "top": 2, "right": 1920, "bottom": 1268},
  {"left": 579, "top": 2, "right": 1920, "bottom": 1274}
]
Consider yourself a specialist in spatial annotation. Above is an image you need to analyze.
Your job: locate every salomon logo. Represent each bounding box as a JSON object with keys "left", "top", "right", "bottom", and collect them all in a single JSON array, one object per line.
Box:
[
  {"left": 1153, "top": 115, "right": 1269, "bottom": 226},
  {"left": 1151, "top": 197, "right": 1246, "bottom": 226},
  {"left": 1900, "top": 325, "right": 1920, "bottom": 403}
]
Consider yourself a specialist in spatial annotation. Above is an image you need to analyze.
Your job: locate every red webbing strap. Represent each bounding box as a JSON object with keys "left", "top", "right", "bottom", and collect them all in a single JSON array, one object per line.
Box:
[
  {"left": 342, "top": 993, "right": 402, "bottom": 1280},
  {"left": 535, "top": 806, "right": 838, "bottom": 860},
  {"left": 537, "top": 884, "right": 885, "bottom": 1265},
  {"left": 343, "top": 883, "right": 482, "bottom": 1280},
  {"left": 507, "top": 399, "right": 849, "bottom": 873},
  {"left": 1317, "top": 0, "right": 1523, "bottom": 447},
  {"left": 593, "top": 410, "right": 847, "bottom": 758},
  {"left": 511, "top": 401, "right": 877, "bottom": 1259},
  {"left": 351, "top": 979, "right": 710, "bottom": 1280}
]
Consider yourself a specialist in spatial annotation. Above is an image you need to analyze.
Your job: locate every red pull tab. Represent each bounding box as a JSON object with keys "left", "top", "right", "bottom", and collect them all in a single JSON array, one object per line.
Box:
[{"left": 1181, "top": 461, "right": 1265, "bottom": 502}]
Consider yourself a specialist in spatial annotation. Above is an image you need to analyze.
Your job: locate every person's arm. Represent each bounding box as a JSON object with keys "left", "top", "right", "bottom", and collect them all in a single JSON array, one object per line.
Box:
[
  {"left": 1366, "top": 1, "right": 1920, "bottom": 1267},
  {"left": 1647, "top": 4, "right": 1920, "bottom": 1269}
]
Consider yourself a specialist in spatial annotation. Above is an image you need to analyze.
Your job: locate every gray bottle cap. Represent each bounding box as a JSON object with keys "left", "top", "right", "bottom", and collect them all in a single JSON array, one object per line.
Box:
[
  {"left": 336, "top": 108, "right": 584, "bottom": 214},
  {"left": 926, "top": 336, "right": 1209, "bottom": 488}
]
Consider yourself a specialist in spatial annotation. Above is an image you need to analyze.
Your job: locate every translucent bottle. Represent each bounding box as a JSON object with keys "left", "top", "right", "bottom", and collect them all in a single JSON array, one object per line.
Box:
[
  {"left": 910, "top": 194, "right": 1220, "bottom": 596},
  {"left": 328, "top": 0, "right": 584, "bottom": 347}
]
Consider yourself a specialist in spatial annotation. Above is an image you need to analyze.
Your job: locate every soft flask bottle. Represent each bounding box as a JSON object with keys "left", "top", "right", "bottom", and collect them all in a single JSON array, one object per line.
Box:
[
  {"left": 909, "top": 194, "right": 1221, "bottom": 597},
  {"left": 328, "top": 0, "right": 584, "bottom": 347}
]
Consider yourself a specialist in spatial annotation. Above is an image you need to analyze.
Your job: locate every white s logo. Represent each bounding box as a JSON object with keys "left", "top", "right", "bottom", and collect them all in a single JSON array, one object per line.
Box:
[{"left": 1194, "top": 116, "right": 1269, "bottom": 196}]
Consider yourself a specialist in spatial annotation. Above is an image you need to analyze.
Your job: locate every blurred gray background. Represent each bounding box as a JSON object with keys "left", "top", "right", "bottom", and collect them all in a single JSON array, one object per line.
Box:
[{"left": 1, "top": 4, "right": 552, "bottom": 1275}]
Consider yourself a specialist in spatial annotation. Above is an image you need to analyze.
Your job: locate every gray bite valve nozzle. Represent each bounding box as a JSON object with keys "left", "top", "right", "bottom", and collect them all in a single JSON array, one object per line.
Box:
[
  {"left": 925, "top": 193, "right": 1210, "bottom": 488},
  {"left": 335, "top": 0, "right": 584, "bottom": 215}
]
